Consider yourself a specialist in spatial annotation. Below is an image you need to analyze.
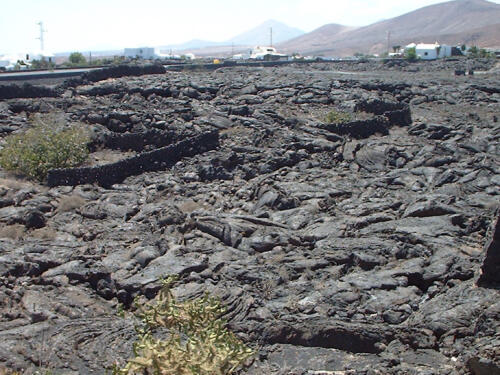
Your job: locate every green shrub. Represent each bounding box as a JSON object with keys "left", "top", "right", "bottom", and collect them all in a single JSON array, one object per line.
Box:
[
  {"left": 405, "top": 47, "right": 417, "bottom": 61},
  {"left": 31, "top": 59, "right": 56, "bottom": 70},
  {"left": 324, "top": 109, "right": 352, "bottom": 124},
  {"left": 479, "top": 48, "right": 494, "bottom": 58},
  {"left": 113, "top": 276, "right": 254, "bottom": 375},
  {"left": 468, "top": 46, "right": 479, "bottom": 57},
  {"left": 68, "top": 52, "right": 87, "bottom": 66},
  {"left": 0, "top": 114, "right": 89, "bottom": 181}
]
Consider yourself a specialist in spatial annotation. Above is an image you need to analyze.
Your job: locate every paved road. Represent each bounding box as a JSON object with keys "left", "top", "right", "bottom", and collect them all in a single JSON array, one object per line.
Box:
[{"left": 0, "top": 67, "right": 101, "bottom": 81}]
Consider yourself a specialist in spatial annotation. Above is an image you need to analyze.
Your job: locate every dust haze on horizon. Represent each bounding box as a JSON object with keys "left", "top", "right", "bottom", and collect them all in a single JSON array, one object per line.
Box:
[{"left": 1, "top": 0, "right": 499, "bottom": 54}]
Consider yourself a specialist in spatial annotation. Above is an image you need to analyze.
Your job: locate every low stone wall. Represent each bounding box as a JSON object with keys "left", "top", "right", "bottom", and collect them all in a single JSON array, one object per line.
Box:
[
  {"left": 82, "top": 64, "right": 166, "bottom": 82},
  {"left": 322, "top": 101, "right": 412, "bottom": 139},
  {"left": 101, "top": 129, "right": 195, "bottom": 152},
  {"left": 321, "top": 116, "right": 390, "bottom": 138},
  {"left": 47, "top": 131, "right": 219, "bottom": 187},
  {"left": 355, "top": 99, "right": 407, "bottom": 115},
  {"left": 384, "top": 107, "right": 412, "bottom": 126},
  {"left": 0, "top": 83, "right": 59, "bottom": 99}
]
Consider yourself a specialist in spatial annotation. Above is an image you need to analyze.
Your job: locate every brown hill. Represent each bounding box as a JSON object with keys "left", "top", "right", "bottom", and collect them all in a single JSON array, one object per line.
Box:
[
  {"left": 278, "top": 24, "right": 357, "bottom": 54},
  {"left": 279, "top": 0, "right": 500, "bottom": 56}
]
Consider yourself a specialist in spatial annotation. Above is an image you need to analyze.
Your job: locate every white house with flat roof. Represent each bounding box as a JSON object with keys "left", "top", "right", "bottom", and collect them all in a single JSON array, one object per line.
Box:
[
  {"left": 0, "top": 53, "right": 31, "bottom": 70},
  {"left": 124, "top": 47, "right": 191, "bottom": 60},
  {"left": 124, "top": 47, "right": 157, "bottom": 59},
  {"left": 0, "top": 50, "right": 55, "bottom": 70},
  {"left": 405, "top": 42, "right": 453, "bottom": 60}
]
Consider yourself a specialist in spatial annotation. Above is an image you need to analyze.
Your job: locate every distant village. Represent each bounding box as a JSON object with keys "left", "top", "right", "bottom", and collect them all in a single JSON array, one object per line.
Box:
[
  {"left": 120, "top": 42, "right": 497, "bottom": 62},
  {"left": 1, "top": 40, "right": 498, "bottom": 72}
]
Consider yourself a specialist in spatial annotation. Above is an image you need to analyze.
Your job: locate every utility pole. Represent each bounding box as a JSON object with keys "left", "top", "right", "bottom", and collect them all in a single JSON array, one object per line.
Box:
[
  {"left": 387, "top": 30, "right": 391, "bottom": 54},
  {"left": 37, "top": 21, "right": 46, "bottom": 51},
  {"left": 270, "top": 27, "right": 273, "bottom": 47}
]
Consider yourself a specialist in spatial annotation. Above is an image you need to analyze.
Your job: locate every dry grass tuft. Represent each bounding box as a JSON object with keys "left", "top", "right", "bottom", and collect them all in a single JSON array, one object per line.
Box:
[
  {"left": 31, "top": 227, "right": 58, "bottom": 241},
  {"left": 0, "top": 224, "right": 25, "bottom": 240},
  {"left": 0, "top": 367, "right": 22, "bottom": 375},
  {"left": 57, "top": 194, "right": 86, "bottom": 213}
]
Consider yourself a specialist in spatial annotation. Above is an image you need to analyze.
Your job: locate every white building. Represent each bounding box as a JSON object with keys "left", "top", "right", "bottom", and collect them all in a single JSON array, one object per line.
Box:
[
  {"left": 158, "top": 53, "right": 182, "bottom": 60},
  {"left": 250, "top": 46, "right": 288, "bottom": 61},
  {"left": 124, "top": 47, "right": 157, "bottom": 59},
  {"left": 405, "top": 42, "right": 453, "bottom": 60},
  {"left": 30, "top": 50, "right": 54, "bottom": 60},
  {"left": 0, "top": 50, "right": 54, "bottom": 70},
  {"left": 124, "top": 47, "right": 191, "bottom": 60},
  {"left": 232, "top": 53, "right": 250, "bottom": 60},
  {"left": 0, "top": 54, "right": 19, "bottom": 70},
  {"left": 0, "top": 53, "right": 31, "bottom": 70}
]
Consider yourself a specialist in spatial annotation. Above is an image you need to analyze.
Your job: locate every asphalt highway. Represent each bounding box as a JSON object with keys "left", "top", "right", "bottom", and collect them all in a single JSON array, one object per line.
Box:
[{"left": 0, "top": 67, "right": 101, "bottom": 81}]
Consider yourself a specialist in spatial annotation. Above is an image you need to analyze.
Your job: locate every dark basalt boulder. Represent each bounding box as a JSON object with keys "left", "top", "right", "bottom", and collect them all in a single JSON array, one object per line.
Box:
[{"left": 23, "top": 209, "right": 46, "bottom": 229}]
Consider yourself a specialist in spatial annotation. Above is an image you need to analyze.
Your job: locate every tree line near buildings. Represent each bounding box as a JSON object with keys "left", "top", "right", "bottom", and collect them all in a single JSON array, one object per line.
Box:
[
  {"left": 7, "top": 53, "right": 127, "bottom": 71},
  {"left": 323, "top": 44, "right": 496, "bottom": 61},
  {"left": 405, "top": 44, "right": 495, "bottom": 61},
  {"left": 465, "top": 45, "right": 495, "bottom": 58},
  {"left": 9, "top": 50, "right": 197, "bottom": 71},
  {"left": 60, "top": 52, "right": 128, "bottom": 67}
]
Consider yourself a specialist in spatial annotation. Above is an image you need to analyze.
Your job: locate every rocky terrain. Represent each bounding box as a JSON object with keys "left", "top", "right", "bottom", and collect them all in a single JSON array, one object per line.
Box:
[{"left": 0, "top": 58, "right": 499, "bottom": 375}]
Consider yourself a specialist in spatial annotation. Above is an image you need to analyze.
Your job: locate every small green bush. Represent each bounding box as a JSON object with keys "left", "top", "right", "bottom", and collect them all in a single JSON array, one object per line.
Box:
[
  {"left": 324, "top": 109, "right": 352, "bottom": 124},
  {"left": 405, "top": 47, "right": 417, "bottom": 61},
  {"left": 0, "top": 114, "right": 89, "bottom": 181},
  {"left": 113, "top": 276, "right": 254, "bottom": 375},
  {"left": 68, "top": 52, "right": 87, "bottom": 66}
]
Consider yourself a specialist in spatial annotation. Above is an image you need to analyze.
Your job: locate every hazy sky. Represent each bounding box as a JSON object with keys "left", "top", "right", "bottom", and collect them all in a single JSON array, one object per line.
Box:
[{"left": 1, "top": 0, "right": 499, "bottom": 53}]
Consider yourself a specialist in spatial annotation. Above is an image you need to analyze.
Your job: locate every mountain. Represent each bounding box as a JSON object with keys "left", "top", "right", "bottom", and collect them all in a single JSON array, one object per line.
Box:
[
  {"left": 279, "top": 0, "right": 500, "bottom": 56},
  {"left": 226, "top": 19, "right": 305, "bottom": 46},
  {"left": 156, "top": 20, "right": 304, "bottom": 53},
  {"left": 276, "top": 24, "right": 357, "bottom": 54},
  {"left": 157, "top": 39, "right": 225, "bottom": 52}
]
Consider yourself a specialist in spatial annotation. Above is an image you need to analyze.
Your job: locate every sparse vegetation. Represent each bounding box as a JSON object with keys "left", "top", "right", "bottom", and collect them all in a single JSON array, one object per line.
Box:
[
  {"left": 324, "top": 109, "right": 352, "bottom": 124},
  {"left": 0, "top": 224, "right": 25, "bottom": 240},
  {"left": 466, "top": 45, "right": 495, "bottom": 58},
  {"left": 479, "top": 48, "right": 494, "bottom": 58},
  {"left": 405, "top": 46, "right": 417, "bottom": 61},
  {"left": 0, "top": 114, "right": 90, "bottom": 181},
  {"left": 468, "top": 45, "right": 479, "bottom": 57},
  {"left": 0, "top": 368, "right": 22, "bottom": 375},
  {"left": 112, "top": 275, "right": 254, "bottom": 375},
  {"left": 68, "top": 52, "right": 87, "bottom": 66},
  {"left": 30, "top": 59, "right": 56, "bottom": 70},
  {"left": 57, "top": 194, "right": 86, "bottom": 212}
]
